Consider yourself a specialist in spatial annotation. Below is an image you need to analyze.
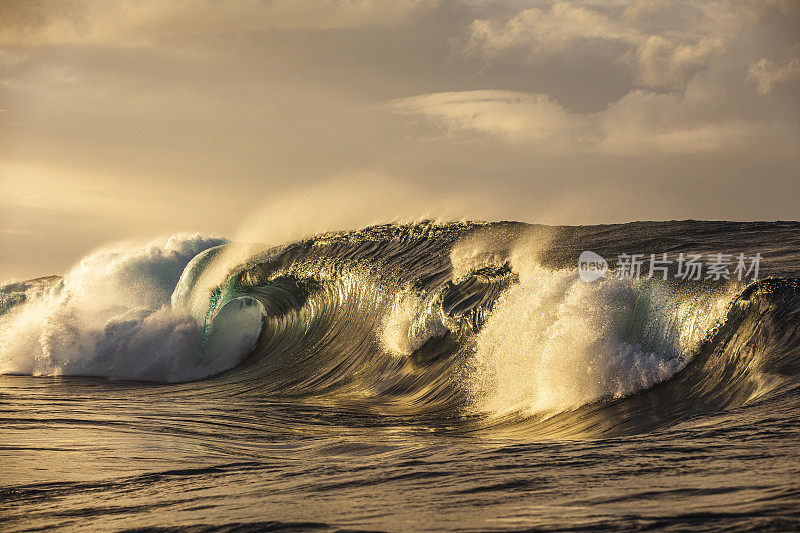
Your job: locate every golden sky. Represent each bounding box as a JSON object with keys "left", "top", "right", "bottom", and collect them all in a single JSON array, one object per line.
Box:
[{"left": 1, "top": 0, "right": 799, "bottom": 280}]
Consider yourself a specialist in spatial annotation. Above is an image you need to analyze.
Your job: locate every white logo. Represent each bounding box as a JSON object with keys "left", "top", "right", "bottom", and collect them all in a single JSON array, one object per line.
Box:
[{"left": 578, "top": 251, "right": 608, "bottom": 282}]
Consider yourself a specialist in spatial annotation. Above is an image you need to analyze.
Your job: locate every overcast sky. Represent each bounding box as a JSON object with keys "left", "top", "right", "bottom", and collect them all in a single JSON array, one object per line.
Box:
[{"left": 1, "top": 0, "right": 799, "bottom": 279}]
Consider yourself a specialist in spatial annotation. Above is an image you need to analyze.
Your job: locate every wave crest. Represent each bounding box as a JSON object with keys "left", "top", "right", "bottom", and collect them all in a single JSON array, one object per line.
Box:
[{"left": 0, "top": 234, "right": 231, "bottom": 381}]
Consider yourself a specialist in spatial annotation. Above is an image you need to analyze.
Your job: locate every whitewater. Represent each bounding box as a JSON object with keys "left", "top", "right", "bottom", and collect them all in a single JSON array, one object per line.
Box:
[{"left": 2, "top": 220, "right": 799, "bottom": 531}]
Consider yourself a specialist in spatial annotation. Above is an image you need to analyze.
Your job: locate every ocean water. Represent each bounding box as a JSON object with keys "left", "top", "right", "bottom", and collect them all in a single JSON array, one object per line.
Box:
[{"left": 1, "top": 221, "right": 799, "bottom": 531}]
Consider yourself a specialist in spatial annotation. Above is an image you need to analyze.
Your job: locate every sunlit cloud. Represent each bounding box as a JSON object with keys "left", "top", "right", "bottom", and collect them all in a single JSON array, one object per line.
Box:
[
  {"left": 466, "top": 0, "right": 742, "bottom": 91},
  {"left": 390, "top": 88, "right": 797, "bottom": 156},
  {"left": 390, "top": 90, "right": 595, "bottom": 148},
  {"left": 0, "top": 0, "right": 437, "bottom": 47}
]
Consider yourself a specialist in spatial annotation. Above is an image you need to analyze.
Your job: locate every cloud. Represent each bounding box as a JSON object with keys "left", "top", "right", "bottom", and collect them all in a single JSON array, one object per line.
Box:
[
  {"left": 388, "top": 1, "right": 799, "bottom": 156},
  {"left": 0, "top": 0, "right": 435, "bottom": 46},
  {"left": 390, "top": 90, "right": 594, "bottom": 147},
  {"left": 390, "top": 88, "right": 795, "bottom": 156},
  {"left": 595, "top": 90, "right": 754, "bottom": 155},
  {"left": 467, "top": 0, "right": 739, "bottom": 91},
  {"left": 748, "top": 57, "right": 800, "bottom": 95},
  {"left": 634, "top": 34, "right": 721, "bottom": 89},
  {"left": 0, "top": 228, "right": 32, "bottom": 235},
  {"left": 469, "top": 3, "right": 621, "bottom": 53}
]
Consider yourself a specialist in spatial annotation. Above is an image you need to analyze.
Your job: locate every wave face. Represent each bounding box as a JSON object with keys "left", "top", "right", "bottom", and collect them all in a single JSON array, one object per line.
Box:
[{"left": 2, "top": 221, "right": 800, "bottom": 437}]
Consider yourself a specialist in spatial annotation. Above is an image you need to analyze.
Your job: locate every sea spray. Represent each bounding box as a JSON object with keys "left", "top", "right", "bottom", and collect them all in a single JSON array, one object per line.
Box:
[
  {"left": 0, "top": 234, "right": 240, "bottom": 382},
  {"left": 468, "top": 265, "right": 737, "bottom": 417}
]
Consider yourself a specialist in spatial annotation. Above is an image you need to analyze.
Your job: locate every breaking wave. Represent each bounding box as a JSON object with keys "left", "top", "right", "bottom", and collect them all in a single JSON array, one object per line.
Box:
[
  {"left": 2, "top": 221, "right": 799, "bottom": 437},
  {"left": 0, "top": 234, "right": 233, "bottom": 381}
]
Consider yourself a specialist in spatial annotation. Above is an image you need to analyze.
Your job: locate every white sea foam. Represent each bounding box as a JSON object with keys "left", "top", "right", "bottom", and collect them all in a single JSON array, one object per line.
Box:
[
  {"left": 0, "top": 234, "right": 260, "bottom": 382},
  {"left": 468, "top": 263, "right": 734, "bottom": 416},
  {"left": 381, "top": 289, "right": 447, "bottom": 356}
]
